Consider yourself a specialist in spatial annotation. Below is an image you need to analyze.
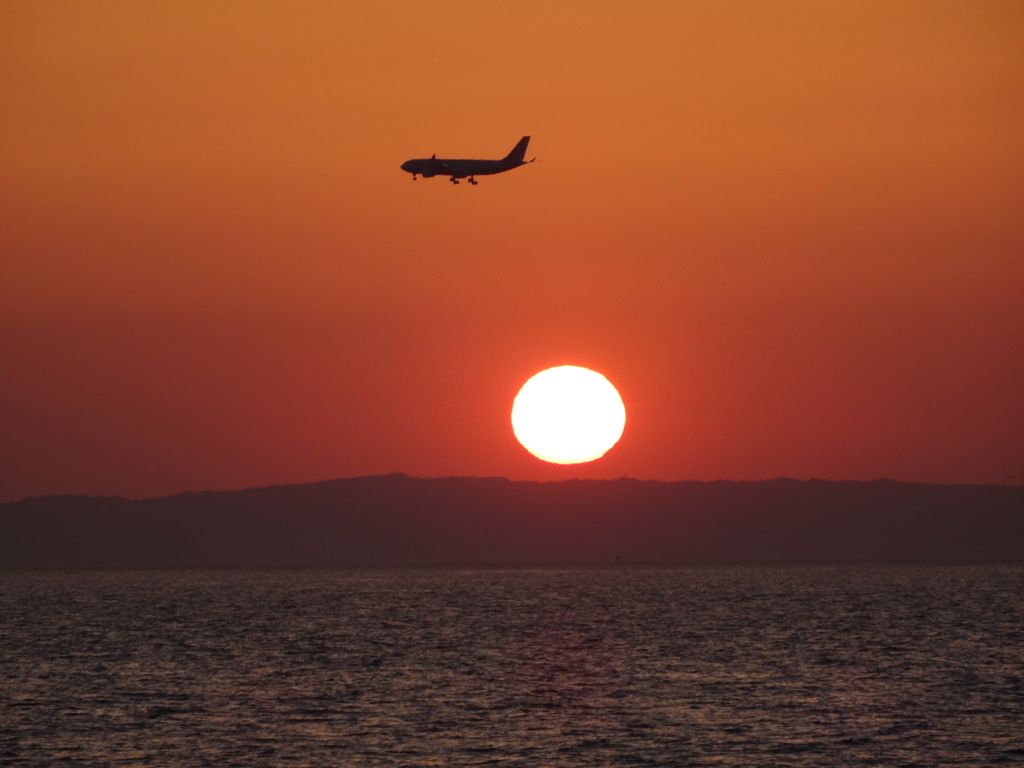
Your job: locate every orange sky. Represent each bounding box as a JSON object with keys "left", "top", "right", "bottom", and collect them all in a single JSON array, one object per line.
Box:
[{"left": 2, "top": 1, "right": 1023, "bottom": 500}]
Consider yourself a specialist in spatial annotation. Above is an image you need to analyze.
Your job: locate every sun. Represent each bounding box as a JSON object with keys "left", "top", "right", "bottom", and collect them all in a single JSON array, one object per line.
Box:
[{"left": 511, "top": 365, "right": 626, "bottom": 464}]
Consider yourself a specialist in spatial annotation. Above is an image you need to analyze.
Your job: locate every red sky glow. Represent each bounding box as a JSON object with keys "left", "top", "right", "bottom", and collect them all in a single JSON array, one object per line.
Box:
[{"left": 2, "top": 1, "right": 1023, "bottom": 501}]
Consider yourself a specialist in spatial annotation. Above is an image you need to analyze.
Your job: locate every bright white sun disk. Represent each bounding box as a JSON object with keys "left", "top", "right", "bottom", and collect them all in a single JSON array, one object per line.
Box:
[{"left": 511, "top": 366, "right": 626, "bottom": 464}]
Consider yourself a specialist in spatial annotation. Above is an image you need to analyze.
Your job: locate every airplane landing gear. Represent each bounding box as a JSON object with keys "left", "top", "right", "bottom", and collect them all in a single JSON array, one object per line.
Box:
[
  {"left": 469, "top": 176, "right": 478, "bottom": 185},
  {"left": 449, "top": 177, "right": 459, "bottom": 184}
]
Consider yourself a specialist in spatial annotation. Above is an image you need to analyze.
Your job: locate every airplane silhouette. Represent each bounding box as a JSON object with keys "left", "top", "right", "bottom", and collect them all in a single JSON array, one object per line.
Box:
[{"left": 400, "top": 136, "right": 534, "bottom": 185}]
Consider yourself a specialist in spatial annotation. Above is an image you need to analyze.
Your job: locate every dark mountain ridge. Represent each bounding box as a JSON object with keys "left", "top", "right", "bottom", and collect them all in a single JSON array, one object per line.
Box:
[{"left": 2, "top": 475, "right": 1022, "bottom": 568}]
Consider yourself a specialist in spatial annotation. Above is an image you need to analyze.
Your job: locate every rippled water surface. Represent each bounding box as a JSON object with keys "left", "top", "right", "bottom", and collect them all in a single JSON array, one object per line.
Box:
[{"left": 2, "top": 566, "right": 1023, "bottom": 766}]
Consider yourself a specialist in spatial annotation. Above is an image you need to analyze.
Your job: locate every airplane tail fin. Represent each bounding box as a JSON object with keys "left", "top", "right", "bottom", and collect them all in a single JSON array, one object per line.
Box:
[{"left": 503, "top": 136, "right": 531, "bottom": 166}]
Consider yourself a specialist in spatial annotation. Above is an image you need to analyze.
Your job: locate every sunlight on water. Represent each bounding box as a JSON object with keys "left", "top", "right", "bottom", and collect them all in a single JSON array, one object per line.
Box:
[{"left": 2, "top": 566, "right": 1023, "bottom": 766}]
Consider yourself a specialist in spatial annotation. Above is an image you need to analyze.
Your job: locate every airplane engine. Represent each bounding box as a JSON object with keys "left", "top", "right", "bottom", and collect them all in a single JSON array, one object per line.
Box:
[{"left": 421, "top": 168, "right": 436, "bottom": 178}]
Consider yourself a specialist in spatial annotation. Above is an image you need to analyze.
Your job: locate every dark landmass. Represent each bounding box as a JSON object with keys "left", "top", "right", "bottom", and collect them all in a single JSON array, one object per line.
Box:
[{"left": 1, "top": 475, "right": 1022, "bottom": 568}]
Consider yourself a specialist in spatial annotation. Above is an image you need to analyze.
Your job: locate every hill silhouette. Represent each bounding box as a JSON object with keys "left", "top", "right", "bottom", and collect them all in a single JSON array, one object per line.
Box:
[{"left": 1, "top": 475, "right": 1022, "bottom": 568}]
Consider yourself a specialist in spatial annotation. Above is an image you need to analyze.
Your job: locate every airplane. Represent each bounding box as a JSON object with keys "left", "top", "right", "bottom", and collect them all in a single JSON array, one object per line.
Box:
[{"left": 400, "top": 136, "right": 534, "bottom": 185}]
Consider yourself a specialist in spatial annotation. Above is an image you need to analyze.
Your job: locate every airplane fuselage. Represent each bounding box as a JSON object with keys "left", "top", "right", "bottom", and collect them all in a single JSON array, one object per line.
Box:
[{"left": 401, "top": 136, "right": 532, "bottom": 184}]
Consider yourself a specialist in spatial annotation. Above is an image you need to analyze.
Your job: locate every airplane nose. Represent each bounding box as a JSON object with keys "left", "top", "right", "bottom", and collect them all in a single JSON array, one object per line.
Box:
[{"left": 400, "top": 161, "right": 412, "bottom": 172}]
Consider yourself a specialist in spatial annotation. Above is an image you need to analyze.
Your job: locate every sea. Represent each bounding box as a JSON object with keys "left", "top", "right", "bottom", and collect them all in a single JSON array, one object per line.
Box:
[{"left": 1, "top": 565, "right": 1022, "bottom": 767}]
